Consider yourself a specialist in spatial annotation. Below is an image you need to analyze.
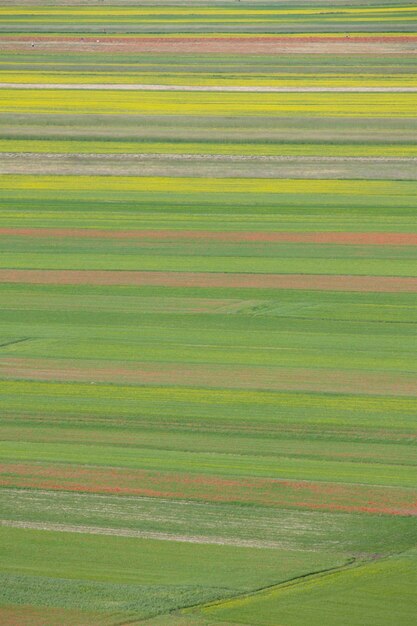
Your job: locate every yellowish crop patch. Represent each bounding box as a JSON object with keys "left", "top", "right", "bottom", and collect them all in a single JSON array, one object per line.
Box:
[
  {"left": 0, "top": 139, "right": 415, "bottom": 157},
  {"left": 1, "top": 71, "right": 417, "bottom": 89},
  {"left": 1, "top": 174, "right": 414, "bottom": 196},
  {"left": 0, "top": 89, "right": 415, "bottom": 117}
]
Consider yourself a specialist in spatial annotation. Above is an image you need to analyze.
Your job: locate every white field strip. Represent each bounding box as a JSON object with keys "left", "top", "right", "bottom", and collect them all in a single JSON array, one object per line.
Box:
[
  {"left": 1, "top": 83, "right": 417, "bottom": 92},
  {"left": 0, "top": 518, "right": 291, "bottom": 550}
]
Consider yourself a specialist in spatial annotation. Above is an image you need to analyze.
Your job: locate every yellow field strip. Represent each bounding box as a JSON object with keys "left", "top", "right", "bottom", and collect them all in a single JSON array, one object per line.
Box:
[
  {"left": 2, "top": 74, "right": 416, "bottom": 89},
  {"left": 0, "top": 175, "right": 413, "bottom": 195},
  {"left": 1, "top": 88, "right": 415, "bottom": 117}
]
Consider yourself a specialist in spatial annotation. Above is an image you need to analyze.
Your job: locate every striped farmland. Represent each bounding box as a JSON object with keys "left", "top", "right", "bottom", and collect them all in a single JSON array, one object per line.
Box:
[{"left": 0, "top": 2, "right": 416, "bottom": 625}]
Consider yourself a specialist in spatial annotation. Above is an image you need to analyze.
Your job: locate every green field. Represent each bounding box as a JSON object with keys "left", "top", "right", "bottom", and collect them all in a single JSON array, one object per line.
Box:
[
  {"left": 197, "top": 549, "right": 417, "bottom": 626},
  {"left": 0, "top": 1, "right": 416, "bottom": 625}
]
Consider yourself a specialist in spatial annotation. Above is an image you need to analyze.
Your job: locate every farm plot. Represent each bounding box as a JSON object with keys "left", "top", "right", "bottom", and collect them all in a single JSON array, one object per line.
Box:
[
  {"left": 0, "top": 4, "right": 416, "bottom": 35},
  {"left": 1, "top": 525, "right": 345, "bottom": 623},
  {"left": 0, "top": 1, "right": 416, "bottom": 625},
  {"left": 1, "top": 52, "right": 417, "bottom": 88}
]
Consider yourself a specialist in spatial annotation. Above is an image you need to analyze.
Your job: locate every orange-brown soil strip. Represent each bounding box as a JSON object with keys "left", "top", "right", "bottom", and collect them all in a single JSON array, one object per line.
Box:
[
  {"left": 1, "top": 35, "right": 416, "bottom": 54},
  {"left": 1, "top": 268, "right": 416, "bottom": 292},
  {"left": 1, "top": 357, "right": 416, "bottom": 396},
  {"left": 1, "top": 463, "right": 415, "bottom": 516},
  {"left": 0, "top": 606, "right": 113, "bottom": 626},
  {"left": 1, "top": 228, "right": 416, "bottom": 246}
]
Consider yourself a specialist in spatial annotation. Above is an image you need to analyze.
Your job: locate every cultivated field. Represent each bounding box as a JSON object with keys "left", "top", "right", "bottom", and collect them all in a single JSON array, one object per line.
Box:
[{"left": 0, "top": 1, "right": 416, "bottom": 625}]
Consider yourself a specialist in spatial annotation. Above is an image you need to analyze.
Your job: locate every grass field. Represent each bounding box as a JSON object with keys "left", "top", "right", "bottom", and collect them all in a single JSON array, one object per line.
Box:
[{"left": 0, "top": 1, "right": 416, "bottom": 625}]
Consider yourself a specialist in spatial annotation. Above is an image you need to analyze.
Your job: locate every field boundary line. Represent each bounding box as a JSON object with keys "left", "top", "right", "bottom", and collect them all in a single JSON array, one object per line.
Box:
[
  {"left": 0, "top": 337, "right": 31, "bottom": 349},
  {"left": 178, "top": 557, "right": 358, "bottom": 618},
  {"left": 183, "top": 542, "right": 417, "bottom": 617},
  {"left": 116, "top": 559, "right": 359, "bottom": 625}
]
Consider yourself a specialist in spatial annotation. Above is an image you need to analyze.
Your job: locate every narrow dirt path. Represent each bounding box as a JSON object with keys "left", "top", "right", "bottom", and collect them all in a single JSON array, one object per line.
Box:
[{"left": 0, "top": 519, "right": 288, "bottom": 550}]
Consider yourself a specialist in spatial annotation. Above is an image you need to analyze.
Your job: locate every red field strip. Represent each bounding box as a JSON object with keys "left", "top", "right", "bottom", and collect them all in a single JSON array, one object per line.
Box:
[
  {"left": 1, "top": 269, "right": 416, "bottom": 292},
  {"left": 1, "top": 463, "right": 415, "bottom": 516},
  {"left": 1, "top": 357, "right": 416, "bottom": 396},
  {"left": 1, "top": 228, "right": 417, "bottom": 246},
  {"left": 0, "top": 35, "right": 416, "bottom": 54}
]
